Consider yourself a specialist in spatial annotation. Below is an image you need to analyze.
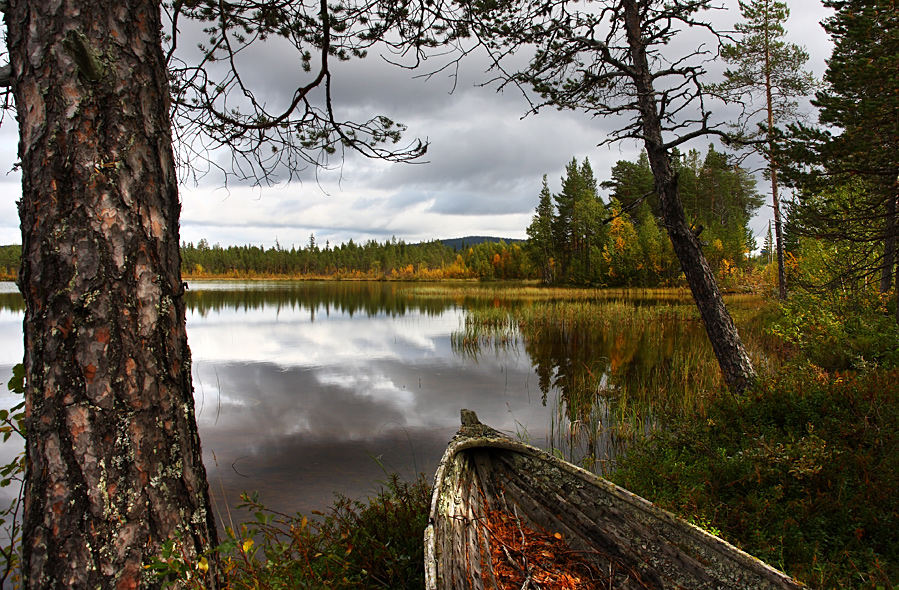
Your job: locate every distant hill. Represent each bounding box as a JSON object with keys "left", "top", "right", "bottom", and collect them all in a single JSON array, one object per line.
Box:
[{"left": 438, "top": 236, "right": 525, "bottom": 251}]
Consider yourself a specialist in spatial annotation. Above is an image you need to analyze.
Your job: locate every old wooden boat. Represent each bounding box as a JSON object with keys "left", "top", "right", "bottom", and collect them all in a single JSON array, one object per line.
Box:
[{"left": 424, "top": 410, "right": 804, "bottom": 590}]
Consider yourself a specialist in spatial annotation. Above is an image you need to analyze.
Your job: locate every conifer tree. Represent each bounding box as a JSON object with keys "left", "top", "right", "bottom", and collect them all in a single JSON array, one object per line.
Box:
[
  {"left": 709, "top": 0, "right": 816, "bottom": 300},
  {"left": 601, "top": 152, "right": 656, "bottom": 213},
  {"left": 764, "top": 220, "right": 775, "bottom": 264},
  {"left": 552, "top": 158, "right": 602, "bottom": 283},
  {"left": 527, "top": 176, "right": 557, "bottom": 283},
  {"left": 553, "top": 158, "right": 584, "bottom": 279},
  {"left": 780, "top": 0, "right": 899, "bottom": 322}
]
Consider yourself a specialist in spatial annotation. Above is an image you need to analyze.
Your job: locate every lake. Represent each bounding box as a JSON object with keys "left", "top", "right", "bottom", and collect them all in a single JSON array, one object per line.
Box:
[{"left": 0, "top": 280, "right": 723, "bottom": 520}]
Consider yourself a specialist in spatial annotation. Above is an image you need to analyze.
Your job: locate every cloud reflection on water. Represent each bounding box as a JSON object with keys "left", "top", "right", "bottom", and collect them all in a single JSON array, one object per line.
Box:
[
  {"left": 185, "top": 283, "right": 548, "bottom": 518},
  {"left": 0, "top": 282, "right": 552, "bottom": 520}
]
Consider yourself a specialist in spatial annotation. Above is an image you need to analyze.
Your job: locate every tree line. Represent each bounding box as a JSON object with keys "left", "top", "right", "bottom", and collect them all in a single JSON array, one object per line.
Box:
[
  {"left": 0, "top": 245, "right": 20, "bottom": 281},
  {"left": 179, "top": 237, "right": 534, "bottom": 280},
  {"left": 0, "top": 144, "right": 767, "bottom": 288}
]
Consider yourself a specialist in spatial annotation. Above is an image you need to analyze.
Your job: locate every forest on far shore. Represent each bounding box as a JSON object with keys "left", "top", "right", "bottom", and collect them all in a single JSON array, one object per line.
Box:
[
  {"left": 177, "top": 145, "right": 770, "bottom": 289},
  {"left": 0, "top": 145, "right": 775, "bottom": 288}
]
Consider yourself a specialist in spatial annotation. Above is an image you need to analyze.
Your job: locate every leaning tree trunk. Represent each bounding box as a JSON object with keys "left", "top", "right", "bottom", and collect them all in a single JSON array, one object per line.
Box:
[
  {"left": 7, "top": 0, "right": 220, "bottom": 587},
  {"left": 623, "top": 0, "right": 757, "bottom": 393}
]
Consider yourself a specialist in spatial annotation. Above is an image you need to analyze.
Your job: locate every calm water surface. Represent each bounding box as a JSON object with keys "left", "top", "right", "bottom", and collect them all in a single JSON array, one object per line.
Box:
[
  {"left": 0, "top": 281, "right": 724, "bottom": 520},
  {"left": 0, "top": 282, "right": 551, "bottom": 518},
  {"left": 185, "top": 281, "right": 549, "bottom": 518}
]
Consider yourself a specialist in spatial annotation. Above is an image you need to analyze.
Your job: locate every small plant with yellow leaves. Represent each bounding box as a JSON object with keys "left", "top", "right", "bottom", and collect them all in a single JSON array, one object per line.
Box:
[{"left": 143, "top": 534, "right": 215, "bottom": 589}]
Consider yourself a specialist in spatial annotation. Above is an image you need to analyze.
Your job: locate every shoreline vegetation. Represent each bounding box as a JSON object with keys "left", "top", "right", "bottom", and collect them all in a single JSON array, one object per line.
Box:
[{"left": 134, "top": 279, "right": 896, "bottom": 589}]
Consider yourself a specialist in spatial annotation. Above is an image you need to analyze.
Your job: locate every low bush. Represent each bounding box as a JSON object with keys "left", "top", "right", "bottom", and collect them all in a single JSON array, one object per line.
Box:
[
  {"left": 224, "top": 473, "right": 430, "bottom": 590},
  {"left": 612, "top": 365, "right": 899, "bottom": 588},
  {"left": 769, "top": 289, "right": 899, "bottom": 370},
  {"left": 148, "top": 473, "right": 431, "bottom": 589}
]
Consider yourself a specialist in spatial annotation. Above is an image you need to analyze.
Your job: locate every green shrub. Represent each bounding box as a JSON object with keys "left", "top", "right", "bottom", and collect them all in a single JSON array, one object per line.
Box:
[
  {"left": 222, "top": 472, "right": 431, "bottom": 590},
  {"left": 612, "top": 365, "right": 899, "bottom": 589},
  {"left": 769, "top": 289, "right": 899, "bottom": 370}
]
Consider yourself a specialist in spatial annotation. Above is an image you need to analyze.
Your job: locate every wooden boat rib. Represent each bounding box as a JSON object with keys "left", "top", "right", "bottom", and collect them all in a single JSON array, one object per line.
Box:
[{"left": 425, "top": 410, "right": 804, "bottom": 589}]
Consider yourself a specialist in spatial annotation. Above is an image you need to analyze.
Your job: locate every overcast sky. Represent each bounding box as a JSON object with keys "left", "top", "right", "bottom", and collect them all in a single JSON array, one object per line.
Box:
[{"left": 0, "top": 1, "right": 835, "bottom": 251}]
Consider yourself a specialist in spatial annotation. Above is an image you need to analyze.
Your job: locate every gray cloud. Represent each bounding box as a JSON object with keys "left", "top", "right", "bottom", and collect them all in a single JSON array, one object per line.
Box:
[{"left": 2, "top": 1, "right": 835, "bottom": 249}]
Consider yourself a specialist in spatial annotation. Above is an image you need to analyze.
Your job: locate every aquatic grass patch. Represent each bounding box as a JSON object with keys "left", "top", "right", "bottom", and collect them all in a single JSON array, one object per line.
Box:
[
  {"left": 611, "top": 366, "right": 899, "bottom": 589},
  {"left": 543, "top": 340, "right": 723, "bottom": 475},
  {"left": 450, "top": 306, "right": 520, "bottom": 357},
  {"left": 408, "top": 284, "right": 694, "bottom": 303},
  {"left": 455, "top": 299, "right": 727, "bottom": 438},
  {"left": 450, "top": 291, "right": 783, "bottom": 474}
]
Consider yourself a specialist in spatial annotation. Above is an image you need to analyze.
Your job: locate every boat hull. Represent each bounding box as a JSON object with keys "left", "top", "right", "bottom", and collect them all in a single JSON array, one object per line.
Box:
[{"left": 425, "top": 415, "right": 803, "bottom": 589}]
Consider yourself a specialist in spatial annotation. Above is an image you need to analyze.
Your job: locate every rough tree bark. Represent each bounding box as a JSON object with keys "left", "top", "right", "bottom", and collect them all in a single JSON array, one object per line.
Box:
[
  {"left": 880, "top": 194, "right": 897, "bottom": 294},
  {"left": 7, "top": 0, "right": 219, "bottom": 586},
  {"left": 768, "top": 78, "right": 788, "bottom": 302},
  {"left": 622, "top": 0, "right": 757, "bottom": 393}
]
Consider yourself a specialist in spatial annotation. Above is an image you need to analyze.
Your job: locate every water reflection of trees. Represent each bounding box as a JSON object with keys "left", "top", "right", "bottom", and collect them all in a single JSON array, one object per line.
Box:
[
  {"left": 0, "top": 292, "right": 25, "bottom": 312},
  {"left": 454, "top": 299, "right": 723, "bottom": 473},
  {"left": 184, "top": 281, "right": 460, "bottom": 318}
]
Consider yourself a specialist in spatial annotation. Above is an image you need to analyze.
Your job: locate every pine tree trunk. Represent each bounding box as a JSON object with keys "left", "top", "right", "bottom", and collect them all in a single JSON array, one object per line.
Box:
[
  {"left": 880, "top": 193, "right": 897, "bottom": 294},
  {"left": 623, "top": 0, "right": 756, "bottom": 393},
  {"left": 771, "top": 169, "right": 788, "bottom": 300},
  {"left": 765, "top": 24, "right": 787, "bottom": 301},
  {"left": 8, "top": 0, "right": 220, "bottom": 587}
]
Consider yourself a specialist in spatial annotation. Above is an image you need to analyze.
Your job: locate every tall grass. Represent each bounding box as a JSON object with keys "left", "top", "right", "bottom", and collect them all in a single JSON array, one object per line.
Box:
[
  {"left": 410, "top": 284, "right": 694, "bottom": 302},
  {"left": 451, "top": 293, "right": 778, "bottom": 472},
  {"left": 450, "top": 306, "right": 520, "bottom": 357}
]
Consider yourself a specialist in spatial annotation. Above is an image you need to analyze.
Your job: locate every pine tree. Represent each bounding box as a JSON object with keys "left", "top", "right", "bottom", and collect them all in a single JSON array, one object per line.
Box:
[
  {"left": 574, "top": 159, "right": 603, "bottom": 282},
  {"left": 764, "top": 220, "right": 774, "bottom": 264},
  {"left": 601, "top": 152, "right": 656, "bottom": 213},
  {"left": 552, "top": 158, "right": 582, "bottom": 280},
  {"left": 709, "top": 0, "right": 816, "bottom": 300},
  {"left": 527, "top": 176, "right": 557, "bottom": 283},
  {"left": 552, "top": 158, "right": 603, "bottom": 283},
  {"left": 818, "top": 0, "right": 899, "bottom": 296},
  {"left": 781, "top": 0, "right": 899, "bottom": 322}
]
